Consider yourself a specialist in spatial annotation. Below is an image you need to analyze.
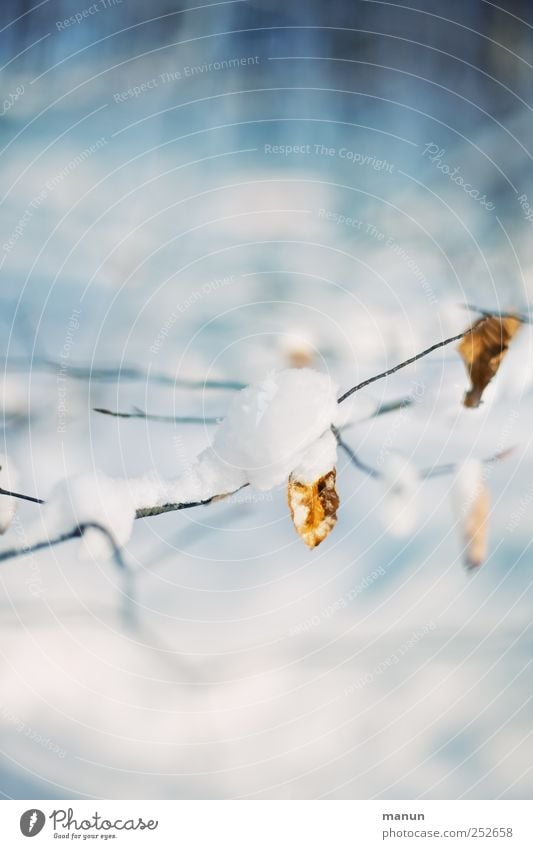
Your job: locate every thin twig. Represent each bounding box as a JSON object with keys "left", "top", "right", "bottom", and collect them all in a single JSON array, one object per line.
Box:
[
  {"left": 331, "top": 426, "right": 380, "bottom": 478},
  {"left": 420, "top": 446, "right": 515, "bottom": 479},
  {"left": 135, "top": 486, "right": 247, "bottom": 518},
  {"left": 372, "top": 397, "right": 413, "bottom": 417},
  {"left": 0, "top": 521, "right": 125, "bottom": 564},
  {"left": 0, "top": 488, "right": 248, "bottom": 563},
  {"left": 5, "top": 357, "right": 245, "bottom": 391},
  {"left": 0, "top": 527, "right": 80, "bottom": 562},
  {"left": 463, "top": 304, "right": 531, "bottom": 323},
  {"left": 334, "top": 426, "right": 514, "bottom": 482},
  {"left": 0, "top": 317, "right": 514, "bottom": 564},
  {"left": 337, "top": 327, "right": 476, "bottom": 404},
  {"left": 0, "top": 486, "right": 44, "bottom": 505},
  {"left": 94, "top": 407, "right": 221, "bottom": 425}
]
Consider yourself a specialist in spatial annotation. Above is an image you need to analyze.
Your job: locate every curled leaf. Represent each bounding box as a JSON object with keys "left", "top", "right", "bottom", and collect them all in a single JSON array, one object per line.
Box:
[
  {"left": 458, "top": 315, "right": 522, "bottom": 408},
  {"left": 463, "top": 483, "right": 490, "bottom": 570},
  {"left": 288, "top": 468, "right": 339, "bottom": 548}
]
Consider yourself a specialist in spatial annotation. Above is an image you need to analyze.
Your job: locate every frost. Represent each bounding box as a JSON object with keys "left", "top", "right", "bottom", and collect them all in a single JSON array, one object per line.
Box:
[{"left": 0, "top": 455, "right": 18, "bottom": 534}]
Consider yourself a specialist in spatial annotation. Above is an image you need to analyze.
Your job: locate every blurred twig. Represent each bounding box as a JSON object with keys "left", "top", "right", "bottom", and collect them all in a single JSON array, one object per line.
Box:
[
  {"left": 333, "top": 425, "right": 514, "bottom": 482},
  {"left": 4, "top": 357, "right": 245, "bottom": 391},
  {"left": 94, "top": 406, "right": 221, "bottom": 425},
  {"left": 463, "top": 304, "right": 531, "bottom": 323},
  {"left": 337, "top": 327, "right": 475, "bottom": 404}
]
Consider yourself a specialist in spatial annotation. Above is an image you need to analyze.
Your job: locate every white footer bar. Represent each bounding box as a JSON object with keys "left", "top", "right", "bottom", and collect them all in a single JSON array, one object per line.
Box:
[{"left": 1, "top": 800, "right": 530, "bottom": 847}]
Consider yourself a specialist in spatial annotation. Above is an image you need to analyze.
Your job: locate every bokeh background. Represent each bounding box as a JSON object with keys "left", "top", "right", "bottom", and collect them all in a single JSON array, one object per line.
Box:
[{"left": 0, "top": 0, "right": 533, "bottom": 799}]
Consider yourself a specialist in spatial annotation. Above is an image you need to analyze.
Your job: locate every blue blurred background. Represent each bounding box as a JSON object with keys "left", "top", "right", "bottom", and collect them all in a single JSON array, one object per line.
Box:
[{"left": 0, "top": 0, "right": 532, "bottom": 800}]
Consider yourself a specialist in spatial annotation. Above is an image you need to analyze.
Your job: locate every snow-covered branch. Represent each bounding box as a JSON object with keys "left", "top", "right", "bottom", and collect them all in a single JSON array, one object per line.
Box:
[
  {"left": 0, "top": 312, "right": 525, "bottom": 567},
  {"left": 337, "top": 328, "right": 471, "bottom": 404}
]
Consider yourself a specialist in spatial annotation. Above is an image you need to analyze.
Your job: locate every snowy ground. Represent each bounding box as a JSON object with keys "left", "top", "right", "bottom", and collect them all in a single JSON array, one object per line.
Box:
[{"left": 0, "top": 1, "right": 532, "bottom": 799}]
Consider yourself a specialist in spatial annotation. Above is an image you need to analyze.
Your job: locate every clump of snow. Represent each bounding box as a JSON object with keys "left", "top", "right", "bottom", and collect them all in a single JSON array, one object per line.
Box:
[
  {"left": 0, "top": 455, "right": 18, "bottom": 534},
  {"left": 44, "top": 473, "right": 136, "bottom": 561},
  {"left": 128, "top": 449, "right": 247, "bottom": 512},
  {"left": 290, "top": 429, "right": 338, "bottom": 485},
  {"left": 208, "top": 368, "right": 341, "bottom": 490},
  {"left": 381, "top": 454, "right": 419, "bottom": 537},
  {"left": 27, "top": 370, "right": 343, "bottom": 558}
]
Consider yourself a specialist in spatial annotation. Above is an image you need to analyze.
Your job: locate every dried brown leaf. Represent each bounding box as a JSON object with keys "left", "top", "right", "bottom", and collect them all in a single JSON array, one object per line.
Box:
[
  {"left": 288, "top": 468, "right": 339, "bottom": 548},
  {"left": 463, "top": 483, "right": 490, "bottom": 569},
  {"left": 458, "top": 315, "right": 522, "bottom": 408}
]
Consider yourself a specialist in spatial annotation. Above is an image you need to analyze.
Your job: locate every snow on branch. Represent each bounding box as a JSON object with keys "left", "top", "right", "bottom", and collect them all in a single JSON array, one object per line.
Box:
[{"left": 0, "top": 312, "right": 526, "bottom": 568}]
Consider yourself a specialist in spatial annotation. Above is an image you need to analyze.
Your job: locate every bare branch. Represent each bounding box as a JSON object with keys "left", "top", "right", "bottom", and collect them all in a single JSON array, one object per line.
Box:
[
  {"left": 0, "top": 527, "right": 79, "bottom": 562},
  {"left": 372, "top": 397, "right": 413, "bottom": 417},
  {"left": 463, "top": 304, "right": 531, "bottom": 323},
  {"left": 333, "top": 426, "right": 514, "bottom": 481},
  {"left": 94, "top": 407, "right": 221, "bottom": 425},
  {"left": 0, "top": 488, "right": 247, "bottom": 563},
  {"left": 5, "top": 356, "right": 245, "bottom": 391},
  {"left": 0, "top": 316, "right": 516, "bottom": 565},
  {"left": 0, "top": 486, "right": 44, "bottom": 505},
  {"left": 420, "top": 446, "right": 515, "bottom": 479},
  {"left": 337, "top": 327, "right": 476, "bottom": 404},
  {"left": 0, "top": 521, "right": 125, "bottom": 565},
  {"left": 331, "top": 426, "right": 380, "bottom": 478}
]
